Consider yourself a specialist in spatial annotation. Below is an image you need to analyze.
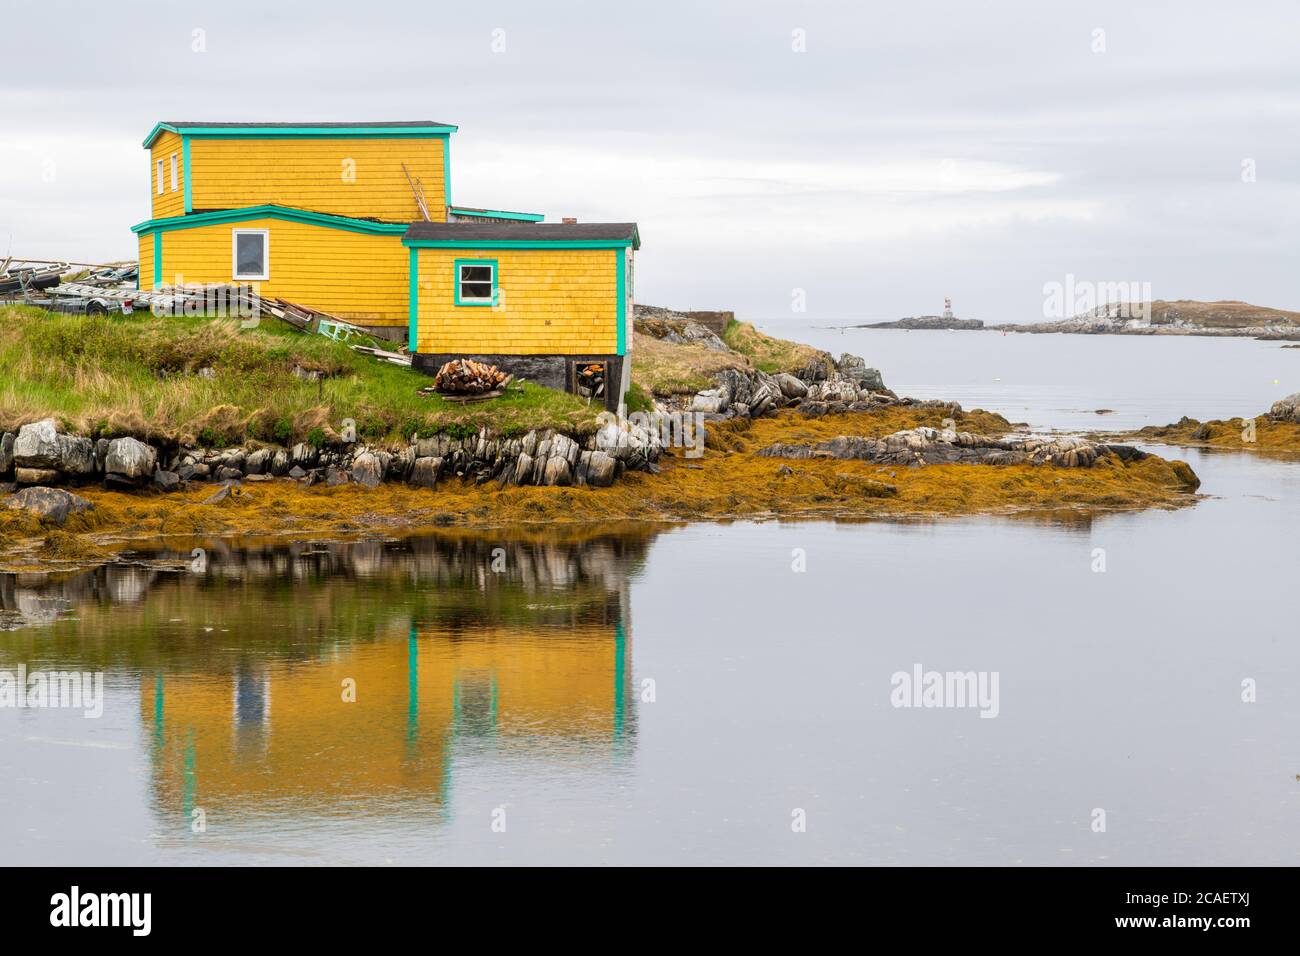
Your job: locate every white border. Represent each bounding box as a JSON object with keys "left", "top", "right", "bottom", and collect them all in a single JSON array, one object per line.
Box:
[{"left": 231, "top": 228, "right": 270, "bottom": 281}]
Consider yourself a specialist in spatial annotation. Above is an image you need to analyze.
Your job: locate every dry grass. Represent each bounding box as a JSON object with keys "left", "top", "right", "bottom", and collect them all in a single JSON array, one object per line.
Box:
[{"left": 629, "top": 331, "right": 751, "bottom": 396}]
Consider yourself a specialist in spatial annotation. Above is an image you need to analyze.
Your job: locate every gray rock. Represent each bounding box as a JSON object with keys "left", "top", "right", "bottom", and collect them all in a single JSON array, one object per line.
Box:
[
  {"left": 543, "top": 456, "right": 572, "bottom": 486},
  {"left": 245, "top": 448, "right": 271, "bottom": 475},
  {"left": 350, "top": 452, "right": 384, "bottom": 489},
  {"left": 57, "top": 435, "right": 96, "bottom": 477},
  {"left": 584, "top": 451, "right": 618, "bottom": 487},
  {"left": 325, "top": 466, "right": 350, "bottom": 487},
  {"left": 1269, "top": 392, "right": 1300, "bottom": 424},
  {"left": 200, "top": 485, "right": 233, "bottom": 504},
  {"left": 214, "top": 466, "right": 243, "bottom": 482},
  {"left": 835, "top": 353, "right": 886, "bottom": 391},
  {"left": 13, "top": 419, "right": 61, "bottom": 468},
  {"left": 104, "top": 437, "right": 157, "bottom": 482},
  {"left": 775, "top": 373, "right": 808, "bottom": 399},
  {"left": 288, "top": 465, "right": 307, "bottom": 480},
  {"left": 270, "top": 448, "right": 290, "bottom": 476},
  {"left": 16, "top": 467, "right": 60, "bottom": 485},
  {"left": 409, "top": 457, "right": 442, "bottom": 488},
  {"left": 0, "top": 433, "right": 13, "bottom": 475},
  {"left": 5, "top": 486, "right": 93, "bottom": 526},
  {"left": 153, "top": 470, "right": 181, "bottom": 492},
  {"left": 290, "top": 443, "right": 319, "bottom": 467}
]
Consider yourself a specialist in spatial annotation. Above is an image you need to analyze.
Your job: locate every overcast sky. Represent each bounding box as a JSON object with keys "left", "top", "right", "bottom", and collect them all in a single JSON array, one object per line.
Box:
[{"left": 2, "top": 0, "right": 1297, "bottom": 322}]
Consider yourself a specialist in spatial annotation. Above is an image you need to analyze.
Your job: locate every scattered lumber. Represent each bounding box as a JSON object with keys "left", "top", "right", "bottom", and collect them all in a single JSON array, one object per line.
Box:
[
  {"left": 432, "top": 359, "right": 513, "bottom": 395},
  {"left": 353, "top": 344, "right": 412, "bottom": 367}
]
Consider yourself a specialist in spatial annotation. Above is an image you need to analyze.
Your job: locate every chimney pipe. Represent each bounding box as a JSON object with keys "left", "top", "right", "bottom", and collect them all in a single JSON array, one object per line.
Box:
[{"left": 562, "top": 217, "right": 578, "bottom": 224}]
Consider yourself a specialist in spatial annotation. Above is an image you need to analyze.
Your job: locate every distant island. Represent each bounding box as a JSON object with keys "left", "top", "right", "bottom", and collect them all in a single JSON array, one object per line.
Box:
[
  {"left": 857, "top": 298, "right": 984, "bottom": 330},
  {"left": 859, "top": 315, "right": 984, "bottom": 330},
  {"left": 857, "top": 300, "right": 1300, "bottom": 339},
  {"left": 989, "top": 300, "right": 1300, "bottom": 338}
]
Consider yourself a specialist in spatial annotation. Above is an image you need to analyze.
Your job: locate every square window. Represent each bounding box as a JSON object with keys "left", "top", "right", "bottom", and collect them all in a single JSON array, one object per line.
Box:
[
  {"left": 232, "top": 230, "right": 269, "bottom": 281},
  {"left": 455, "top": 260, "right": 497, "bottom": 305}
]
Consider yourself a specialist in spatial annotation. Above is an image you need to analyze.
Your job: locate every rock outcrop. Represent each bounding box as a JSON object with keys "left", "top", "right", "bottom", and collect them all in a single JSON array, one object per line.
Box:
[
  {"left": 759, "top": 425, "right": 1147, "bottom": 470},
  {"left": 0, "top": 418, "right": 661, "bottom": 495},
  {"left": 1268, "top": 392, "right": 1300, "bottom": 424}
]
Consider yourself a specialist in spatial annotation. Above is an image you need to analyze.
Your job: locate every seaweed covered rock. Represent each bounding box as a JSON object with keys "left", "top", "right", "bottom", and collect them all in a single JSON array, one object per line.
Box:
[
  {"left": 759, "top": 426, "right": 1141, "bottom": 469},
  {"left": 5, "top": 486, "right": 93, "bottom": 526}
]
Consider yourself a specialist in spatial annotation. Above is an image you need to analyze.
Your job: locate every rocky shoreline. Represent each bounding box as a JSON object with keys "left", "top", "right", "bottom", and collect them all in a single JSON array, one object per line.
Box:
[
  {"left": 1, "top": 416, "right": 664, "bottom": 526},
  {"left": 1112, "top": 392, "right": 1300, "bottom": 453},
  {"left": 0, "top": 317, "right": 1207, "bottom": 566}
]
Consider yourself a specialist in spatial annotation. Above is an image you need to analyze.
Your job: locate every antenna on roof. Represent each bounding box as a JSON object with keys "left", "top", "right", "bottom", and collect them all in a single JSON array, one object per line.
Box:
[{"left": 401, "top": 163, "right": 433, "bottom": 222}]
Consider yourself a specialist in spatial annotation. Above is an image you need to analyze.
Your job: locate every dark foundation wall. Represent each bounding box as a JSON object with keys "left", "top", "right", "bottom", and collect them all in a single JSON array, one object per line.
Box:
[{"left": 412, "top": 353, "right": 626, "bottom": 412}]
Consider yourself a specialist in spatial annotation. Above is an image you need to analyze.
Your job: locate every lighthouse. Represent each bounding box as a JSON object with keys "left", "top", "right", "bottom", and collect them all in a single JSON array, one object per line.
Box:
[{"left": 942, "top": 297, "right": 954, "bottom": 320}]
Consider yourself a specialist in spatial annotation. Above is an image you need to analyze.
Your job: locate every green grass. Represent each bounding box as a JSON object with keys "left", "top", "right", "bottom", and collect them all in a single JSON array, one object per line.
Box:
[{"left": 0, "top": 306, "right": 600, "bottom": 446}]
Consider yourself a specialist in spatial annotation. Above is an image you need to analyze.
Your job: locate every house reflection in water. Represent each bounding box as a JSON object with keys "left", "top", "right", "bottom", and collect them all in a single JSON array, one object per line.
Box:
[{"left": 125, "top": 532, "right": 643, "bottom": 822}]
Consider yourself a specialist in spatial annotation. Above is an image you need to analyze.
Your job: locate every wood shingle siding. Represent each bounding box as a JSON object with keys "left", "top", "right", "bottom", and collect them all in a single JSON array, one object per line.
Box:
[
  {"left": 154, "top": 217, "right": 409, "bottom": 325},
  {"left": 414, "top": 248, "right": 619, "bottom": 354},
  {"left": 189, "top": 137, "right": 447, "bottom": 223},
  {"left": 150, "top": 131, "right": 184, "bottom": 220}
]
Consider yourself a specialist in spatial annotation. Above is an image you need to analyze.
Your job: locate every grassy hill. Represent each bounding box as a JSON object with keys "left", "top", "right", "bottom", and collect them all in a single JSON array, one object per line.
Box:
[
  {"left": 0, "top": 306, "right": 597, "bottom": 446},
  {"left": 1147, "top": 300, "right": 1300, "bottom": 328}
]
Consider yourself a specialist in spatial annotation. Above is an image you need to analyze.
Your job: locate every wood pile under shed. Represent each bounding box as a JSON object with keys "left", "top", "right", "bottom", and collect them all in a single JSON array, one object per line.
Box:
[{"left": 430, "top": 359, "right": 513, "bottom": 399}]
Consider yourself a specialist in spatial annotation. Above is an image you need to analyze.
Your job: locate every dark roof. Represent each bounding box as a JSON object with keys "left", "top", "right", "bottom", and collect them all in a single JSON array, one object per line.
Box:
[
  {"left": 159, "top": 121, "right": 454, "bottom": 129},
  {"left": 143, "top": 120, "right": 456, "bottom": 147},
  {"left": 404, "top": 221, "right": 640, "bottom": 248}
]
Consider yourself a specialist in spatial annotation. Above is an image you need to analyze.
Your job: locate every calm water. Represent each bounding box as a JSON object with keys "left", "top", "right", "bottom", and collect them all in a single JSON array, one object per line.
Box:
[
  {"left": 2, "top": 334, "right": 1298, "bottom": 866},
  {"left": 757, "top": 321, "right": 1300, "bottom": 432}
]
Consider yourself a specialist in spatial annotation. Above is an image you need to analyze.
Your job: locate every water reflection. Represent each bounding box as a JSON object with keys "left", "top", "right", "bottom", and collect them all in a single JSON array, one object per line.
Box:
[{"left": 0, "top": 531, "right": 649, "bottom": 826}]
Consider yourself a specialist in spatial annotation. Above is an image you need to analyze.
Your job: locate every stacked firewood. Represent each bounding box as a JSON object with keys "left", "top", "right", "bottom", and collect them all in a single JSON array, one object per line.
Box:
[
  {"left": 576, "top": 362, "right": 607, "bottom": 399},
  {"left": 433, "top": 359, "right": 512, "bottom": 395}
]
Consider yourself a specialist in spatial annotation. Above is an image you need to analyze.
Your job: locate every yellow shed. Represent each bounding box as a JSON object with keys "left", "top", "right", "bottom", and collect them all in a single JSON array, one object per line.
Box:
[
  {"left": 404, "top": 221, "right": 640, "bottom": 410},
  {"left": 128, "top": 120, "right": 641, "bottom": 401}
]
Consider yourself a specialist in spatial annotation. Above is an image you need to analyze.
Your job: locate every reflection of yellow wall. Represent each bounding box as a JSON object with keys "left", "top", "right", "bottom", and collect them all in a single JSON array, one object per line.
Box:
[{"left": 141, "top": 623, "right": 626, "bottom": 812}]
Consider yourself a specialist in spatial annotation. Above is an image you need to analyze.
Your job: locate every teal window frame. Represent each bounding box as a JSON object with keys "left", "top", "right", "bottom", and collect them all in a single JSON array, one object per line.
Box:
[{"left": 453, "top": 258, "right": 498, "bottom": 307}]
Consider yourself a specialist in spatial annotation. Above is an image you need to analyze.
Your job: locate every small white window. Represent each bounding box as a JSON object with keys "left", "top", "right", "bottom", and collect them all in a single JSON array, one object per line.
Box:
[
  {"left": 156, "top": 159, "right": 164, "bottom": 195},
  {"left": 232, "top": 229, "right": 269, "bottom": 281},
  {"left": 170, "top": 154, "right": 178, "bottom": 192},
  {"left": 456, "top": 261, "right": 496, "bottom": 304}
]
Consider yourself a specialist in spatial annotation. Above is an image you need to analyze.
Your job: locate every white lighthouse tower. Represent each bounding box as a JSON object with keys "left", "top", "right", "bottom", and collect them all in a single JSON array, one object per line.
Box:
[{"left": 942, "top": 297, "right": 954, "bottom": 320}]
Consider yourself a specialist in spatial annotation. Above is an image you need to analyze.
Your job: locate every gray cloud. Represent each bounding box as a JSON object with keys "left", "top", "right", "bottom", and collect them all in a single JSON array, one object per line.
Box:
[{"left": 2, "top": 0, "right": 1297, "bottom": 321}]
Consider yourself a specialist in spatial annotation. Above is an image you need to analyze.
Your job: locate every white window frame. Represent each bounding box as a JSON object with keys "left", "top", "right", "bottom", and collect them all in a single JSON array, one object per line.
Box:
[
  {"left": 456, "top": 260, "right": 497, "bottom": 305},
  {"left": 231, "top": 229, "right": 270, "bottom": 281},
  {"left": 170, "top": 153, "right": 178, "bottom": 192},
  {"left": 156, "top": 159, "right": 164, "bottom": 195}
]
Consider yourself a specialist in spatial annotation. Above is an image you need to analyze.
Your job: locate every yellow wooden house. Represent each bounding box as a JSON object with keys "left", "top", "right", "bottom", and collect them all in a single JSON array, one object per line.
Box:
[{"left": 131, "top": 120, "right": 639, "bottom": 408}]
